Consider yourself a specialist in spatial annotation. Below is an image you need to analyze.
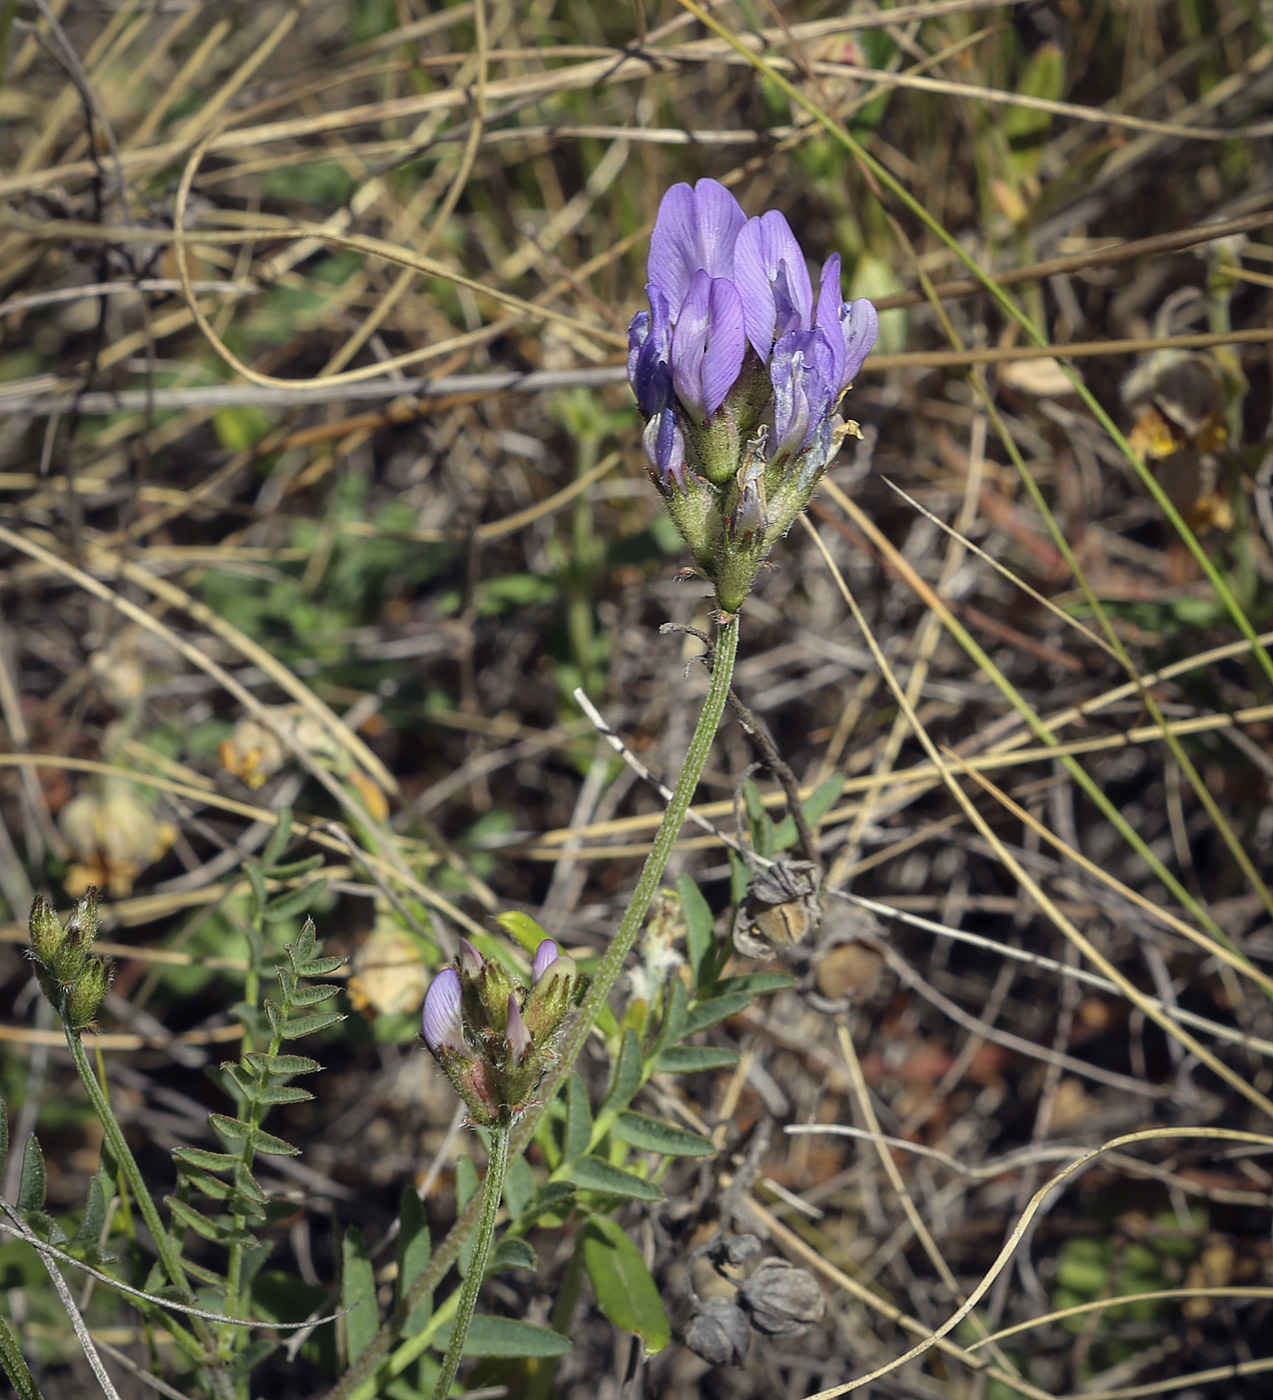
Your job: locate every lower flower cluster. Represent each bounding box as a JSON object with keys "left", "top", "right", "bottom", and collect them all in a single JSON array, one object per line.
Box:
[
  {"left": 421, "top": 937, "right": 579, "bottom": 1126},
  {"left": 628, "top": 180, "right": 879, "bottom": 613}
]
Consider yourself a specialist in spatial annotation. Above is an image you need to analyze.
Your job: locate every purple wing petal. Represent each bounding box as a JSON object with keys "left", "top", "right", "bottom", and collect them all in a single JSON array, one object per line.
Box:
[
  {"left": 770, "top": 327, "right": 838, "bottom": 459},
  {"left": 642, "top": 408, "right": 687, "bottom": 488},
  {"left": 648, "top": 180, "right": 745, "bottom": 314},
  {"left": 628, "top": 285, "right": 673, "bottom": 417},
  {"left": 671, "top": 270, "right": 745, "bottom": 421},
  {"left": 734, "top": 211, "right": 814, "bottom": 361},
  {"left": 840, "top": 298, "right": 879, "bottom": 389},
  {"left": 531, "top": 939, "right": 559, "bottom": 985},
  {"left": 814, "top": 255, "right": 846, "bottom": 388},
  {"left": 421, "top": 968, "right": 464, "bottom": 1053}
]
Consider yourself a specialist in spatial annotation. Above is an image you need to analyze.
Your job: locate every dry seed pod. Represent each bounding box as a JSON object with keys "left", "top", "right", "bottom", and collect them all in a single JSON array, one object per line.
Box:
[
  {"left": 737, "top": 1258, "right": 825, "bottom": 1338},
  {"left": 684, "top": 1297, "right": 751, "bottom": 1366}
]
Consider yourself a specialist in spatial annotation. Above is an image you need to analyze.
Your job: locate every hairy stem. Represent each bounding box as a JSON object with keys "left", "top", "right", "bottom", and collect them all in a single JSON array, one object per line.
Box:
[
  {"left": 325, "top": 615, "right": 739, "bottom": 1400},
  {"left": 64, "top": 1029, "right": 232, "bottom": 1398},
  {"left": 427, "top": 1116, "right": 511, "bottom": 1400}
]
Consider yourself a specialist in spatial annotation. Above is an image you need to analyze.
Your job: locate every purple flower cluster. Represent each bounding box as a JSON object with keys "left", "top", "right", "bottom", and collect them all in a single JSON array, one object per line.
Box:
[
  {"left": 421, "top": 936, "right": 578, "bottom": 1126},
  {"left": 627, "top": 180, "right": 879, "bottom": 612},
  {"left": 629, "top": 180, "right": 877, "bottom": 484}
]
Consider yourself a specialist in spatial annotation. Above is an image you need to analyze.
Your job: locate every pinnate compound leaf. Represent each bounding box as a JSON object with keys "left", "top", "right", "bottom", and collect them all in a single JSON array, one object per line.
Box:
[
  {"left": 614, "top": 1112, "right": 713, "bottom": 1158},
  {"left": 654, "top": 1046, "right": 739, "bottom": 1074},
  {"left": 567, "top": 1156, "right": 661, "bottom": 1201},
  {"left": 341, "top": 1225, "right": 378, "bottom": 1365},
  {"left": 582, "top": 1215, "right": 671, "bottom": 1354},
  {"left": 434, "top": 1314, "right": 571, "bottom": 1358},
  {"left": 17, "top": 1135, "right": 46, "bottom": 1214}
]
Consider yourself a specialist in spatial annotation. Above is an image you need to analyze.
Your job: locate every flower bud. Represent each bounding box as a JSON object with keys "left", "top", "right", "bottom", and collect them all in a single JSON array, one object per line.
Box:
[
  {"left": 504, "top": 995, "right": 532, "bottom": 1065},
  {"left": 28, "top": 896, "right": 67, "bottom": 966},
  {"left": 457, "top": 941, "right": 515, "bottom": 1036},
  {"left": 64, "top": 956, "right": 115, "bottom": 1032},
  {"left": 530, "top": 938, "right": 558, "bottom": 984},
  {"left": 521, "top": 952, "right": 578, "bottom": 1043}
]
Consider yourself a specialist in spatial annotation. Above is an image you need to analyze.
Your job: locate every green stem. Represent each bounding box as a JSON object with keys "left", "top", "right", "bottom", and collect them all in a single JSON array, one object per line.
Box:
[
  {"left": 326, "top": 615, "right": 740, "bottom": 1400},
  {"left": 427, "top": 1116, "right": 511, "bottom": 1400},
  {"left": 64, "top": 1028, "right": 233, "bottom": 1398},
  {"left": 0, "top": 1313, "right": 44, "bottom": 1400}
]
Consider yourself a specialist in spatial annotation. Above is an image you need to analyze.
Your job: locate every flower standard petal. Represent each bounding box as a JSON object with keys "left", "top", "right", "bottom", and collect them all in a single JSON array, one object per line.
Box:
[
  {"left": 421, "top": 968, "right": 465, "bottom": 1055},
  {"left": 648, "top": 179, "right": 746, "bottom": 314},
  {"left": 734, "top": 211, "right": 814, "bottom": 361},
  {"left": 531, "top": 939, "right": 559, "bottom": 984}
]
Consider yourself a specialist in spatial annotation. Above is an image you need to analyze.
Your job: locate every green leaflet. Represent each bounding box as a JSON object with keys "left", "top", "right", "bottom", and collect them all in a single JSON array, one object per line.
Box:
[
  {"left": 17, "top": 1135, "right": 46, "bottom": 1215},
  {"left": 567, "top": 1156, "right": 661, "bottom": 1202},
  {"left": 677, "top": 873, "right": 715, "bottom": 986},
  {"left": 654, "top": 1046, "right": 739, "bottom": 1073},
  {"left": 432, "top": 1313, "right": 571, "bottom": 1358},
  {"left": 682, "top": 992, "right": 752, "bottom": 1037},
  {"left": 341, "top": 1226, "right": 379, "bottom": 1365},
  {"left": 613, "top": 1111, "right": 713, "bottom": 1158},
  {"left": 564, "top": 1072, "right": 593, "bottom": 1163},
  {"left": 166, "top": 1197, "right": 256, "bottom": 1246},
  {"left": 600, "top": 1028, "right": 643, "bottom": 1117},
  {"left": 582, "top": 1215, "right": 671, "bottom": 1355}
]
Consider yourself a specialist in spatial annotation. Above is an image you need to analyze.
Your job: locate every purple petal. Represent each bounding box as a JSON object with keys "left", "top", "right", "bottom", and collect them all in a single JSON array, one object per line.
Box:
[
  {"left": 734, "top": 211, "right": 814, "bottom": 362},
  {"left": 814, "top": 255, "right": 847, "bottom": 389},
  {"left": 770, "top": 328, "right": 838, "bottom": 459},
  {"left": 505, "top": 994, "right": 532, "bottom": 1063},
  {"left": 840, "top": 299, "right": 879, "bottom": 389},
  {"left": 531, "top": 939, "right": 559, "bottom": 985},
  {"left": 648, "top": 180, "right": 746, "bottom": 315},
  {"left": 421, "top": 968, "right": 464, "bottom": 1053},
  {"left": 628, "top": 285, "right": 673, "bottom": 418},
  {"left": 642, "top": 408, "right": 687, "bottom": 488},
  {"left": 671, "top": 271, "right": 745, "bottom": 421}
]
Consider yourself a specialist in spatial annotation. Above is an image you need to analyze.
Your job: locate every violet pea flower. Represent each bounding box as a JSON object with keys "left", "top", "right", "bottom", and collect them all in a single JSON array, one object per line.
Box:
[
  {"left": 530, "top": 938, "right": 559, "bottom": 984},
  {"left": 421, "top": 968, "right": 465, "bottom": 1055}
]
